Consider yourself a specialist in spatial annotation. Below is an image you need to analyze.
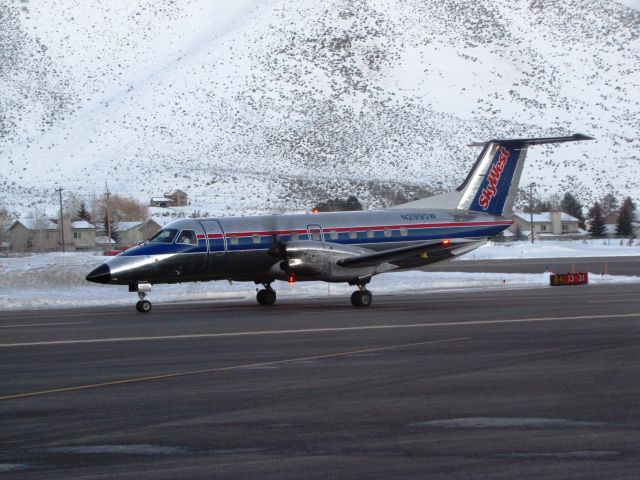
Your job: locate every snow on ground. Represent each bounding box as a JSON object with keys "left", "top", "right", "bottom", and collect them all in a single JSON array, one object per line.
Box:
[
  {"left": 1, "top": 240, "right": 639, "bottom": 310},
  {"left": 458, "top": 239, "right": 640, "bottom": 260}
]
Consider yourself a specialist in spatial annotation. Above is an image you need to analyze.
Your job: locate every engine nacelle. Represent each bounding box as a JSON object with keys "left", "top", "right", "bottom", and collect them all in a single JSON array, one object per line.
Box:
[{"left": 267, "top": 241, "right": 395, "bottom": 283}]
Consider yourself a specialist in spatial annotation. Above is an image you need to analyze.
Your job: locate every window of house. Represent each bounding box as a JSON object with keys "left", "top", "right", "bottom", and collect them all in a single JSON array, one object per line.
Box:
[
  {"left": 252, "top": 234, "right": 261, "bottom": 244},
  {"left": 540, "top": 225, "right": 547, "bottom": 232},
  {"left": 400, "top": 227, "right": 408, "bottom": 237},
  {"left": 74, "top": 232, "right": 81, "bottom": 239},
  {"left": 45, "top": 232, "right": 51, "bottom": 240},
  {"left": 562, "top": 224, "right": 568, "bottom": 231}
]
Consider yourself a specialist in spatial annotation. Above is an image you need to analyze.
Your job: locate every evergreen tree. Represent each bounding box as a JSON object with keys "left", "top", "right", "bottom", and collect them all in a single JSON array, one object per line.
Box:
[
  {"left": 77, "top": 202, "right": 91, "bottom": 223},
  {"left": 560, "top": 192, "right": 585, "bottom": 229},
  {"left": 587, "top": 202, "right": 606, "bottom": 238},
  {"left": 600, "top": 193, "right": 619, "bottom": 214},
  {"left": 616, "top": 197, "right": 637, "bottom": 237},
  {"left": 101, "top": 212, "right": 119, "bottom": 244},
  {"left": 534, "top": 200, "right": 553, "bottom": 213}
]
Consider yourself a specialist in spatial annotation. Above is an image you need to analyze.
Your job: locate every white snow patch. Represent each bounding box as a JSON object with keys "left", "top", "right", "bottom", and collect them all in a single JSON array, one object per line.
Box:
[
  {"left": 411, "top": 417, "right": 609, "bottom": 429},
  {"left": 0, "top": 246, "right": 639, "bottom": 310},
  {"left": 457, "top": 240, "right": 640, "bottom": 261}
]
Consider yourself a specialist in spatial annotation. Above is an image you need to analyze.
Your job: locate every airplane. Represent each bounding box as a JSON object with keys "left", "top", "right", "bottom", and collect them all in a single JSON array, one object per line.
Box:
[{"left": 86, "top": 134, "right": 593, "bottom": 312}]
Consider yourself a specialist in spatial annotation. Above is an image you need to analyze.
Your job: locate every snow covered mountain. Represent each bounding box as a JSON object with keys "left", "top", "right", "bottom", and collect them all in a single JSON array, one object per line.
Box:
[{"left": 1, "top": 0, "right": 639, "bottom": 216}]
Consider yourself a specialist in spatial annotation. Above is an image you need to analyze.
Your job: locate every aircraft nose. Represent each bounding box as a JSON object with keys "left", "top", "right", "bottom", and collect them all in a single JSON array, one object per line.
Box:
[{"left": 86, "top": 263, "right": 111, "bottom": 284}]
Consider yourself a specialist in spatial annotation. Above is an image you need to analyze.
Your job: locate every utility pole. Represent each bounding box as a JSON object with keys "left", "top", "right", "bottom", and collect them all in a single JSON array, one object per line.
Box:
[
  {"left": 105, "top": 182, "right": 112, "bottom": 250},
  {"left": 56, "top": 188, "right": 66, "bottom": 253},
  {"left": 528, "top": 182, "right": 536, "bottom": 244}
]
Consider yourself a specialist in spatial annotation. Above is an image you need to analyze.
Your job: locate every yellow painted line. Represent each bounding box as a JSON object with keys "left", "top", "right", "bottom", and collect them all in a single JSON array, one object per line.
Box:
[
  {"left": 1, "top": 312, "right": 639, "bottom": 349},
  {"left": 0, "top": 322, "right": 90, "bottom": 329},
  {"left": 0, "top": 337, "right": 470, "bottom": 401}
]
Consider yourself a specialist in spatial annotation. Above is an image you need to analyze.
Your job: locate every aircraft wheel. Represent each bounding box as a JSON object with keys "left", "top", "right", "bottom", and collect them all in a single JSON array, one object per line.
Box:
[
  {"left": 350, "top": 290, "right": 372, "bottom": 307},
  {"left": 136, "top": 300, "right": 152, "bottom": 313},
  {"left": 257, "top": 289, "right": 276, "bottom": 306}
]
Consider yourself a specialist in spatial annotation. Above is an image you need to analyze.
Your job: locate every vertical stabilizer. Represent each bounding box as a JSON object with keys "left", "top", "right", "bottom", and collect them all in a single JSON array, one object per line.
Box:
[{"left": 390, "top": 134, "right": 593, "bottom": 217}]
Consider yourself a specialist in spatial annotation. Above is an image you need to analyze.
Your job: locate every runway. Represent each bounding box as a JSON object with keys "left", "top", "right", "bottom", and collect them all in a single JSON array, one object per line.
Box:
[{"left": 2, "top": 283, "right": 640, "bottom": 478}]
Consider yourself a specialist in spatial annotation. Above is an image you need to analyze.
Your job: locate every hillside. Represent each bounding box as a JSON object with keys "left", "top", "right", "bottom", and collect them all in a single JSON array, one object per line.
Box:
[{"left": 1, "top": 0, "right": 638, "bottom": 216}]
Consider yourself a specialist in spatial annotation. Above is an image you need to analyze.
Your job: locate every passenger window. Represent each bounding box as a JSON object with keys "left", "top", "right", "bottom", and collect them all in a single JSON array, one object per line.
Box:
[
  {"left": 291, "top": 233, "right": 299, "bottom": 241},
  {"left": 384, "top": 228, "right": 391, "bottom": 237},
  {"left": 177, "top": 230, "right": 198, "bottom": 245},
  {"left": 366, "top": 230, "right": 374, "bottom": 238},
  {"left": 311, "top": 231, "right": 321, "bottom": 241},
  {"left": 252, "top": 234, "right": 261, "bottom": 244},
  {"left": 349, "top": 230, "right": 357, "bottom": 239},
  {"left": 330, "top": 230, "right": 338, "bottom": 240},
  {"left": 400, "top": 227, "right": 408, "bottom": 237},
  {"left": 229, "top": 235, "right": 238, "bottom": 245}
]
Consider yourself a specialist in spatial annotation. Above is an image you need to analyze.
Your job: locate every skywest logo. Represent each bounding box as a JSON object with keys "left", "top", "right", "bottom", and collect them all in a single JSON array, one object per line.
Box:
[{"left": 478, "top": 146, "right": 510, "bottom": 210}]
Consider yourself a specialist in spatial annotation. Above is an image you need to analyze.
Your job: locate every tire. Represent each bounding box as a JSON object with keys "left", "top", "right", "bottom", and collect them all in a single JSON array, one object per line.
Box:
[
  {"left": 257, "top": 289, "right": 276, "bottom": 306},
  {"left": 135, "top": 301, "right": 143, "bottom": 312},
  {"left": 139, "top": 300, "right": 152, "bottom": 313},
  {"left": 351, "top": 290, "right": 372, "bottom": 307}
]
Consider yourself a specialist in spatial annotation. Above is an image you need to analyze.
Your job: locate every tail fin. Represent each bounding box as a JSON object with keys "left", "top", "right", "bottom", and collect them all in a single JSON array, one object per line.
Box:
[{"left": 390, "top": 134, "right": 593, "bottom": 217}]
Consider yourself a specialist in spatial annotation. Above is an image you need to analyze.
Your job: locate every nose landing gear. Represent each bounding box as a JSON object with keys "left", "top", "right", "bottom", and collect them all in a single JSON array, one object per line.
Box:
[
  {"left": 256, "top": 284, "right": 277, "bottom": 306},
  {"left": 131, "top": 283, "right": 153, "bottom": 313}
]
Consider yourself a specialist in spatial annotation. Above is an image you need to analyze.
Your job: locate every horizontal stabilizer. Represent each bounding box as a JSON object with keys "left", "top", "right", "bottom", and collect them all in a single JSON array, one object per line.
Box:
[{"left": 468, "top": 133, "right": 594, "bottom": 147}]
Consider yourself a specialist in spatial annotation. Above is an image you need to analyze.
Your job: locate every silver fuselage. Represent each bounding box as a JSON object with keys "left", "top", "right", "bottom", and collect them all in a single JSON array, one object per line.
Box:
[{"left": 97, "top": 208, "right": 510, "bottom": 286}]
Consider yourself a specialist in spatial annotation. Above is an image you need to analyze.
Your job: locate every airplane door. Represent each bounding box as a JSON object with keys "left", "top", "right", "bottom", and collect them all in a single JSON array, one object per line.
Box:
[
  {"left": 306, "top": 224, "right": 324, "bottom": 242},
  {"left": 199, "top": 220, "right": 227, "bottom": 271}
]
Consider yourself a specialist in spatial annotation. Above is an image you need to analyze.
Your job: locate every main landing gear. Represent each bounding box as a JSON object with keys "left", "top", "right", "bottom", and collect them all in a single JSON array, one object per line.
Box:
[
  {"left": 350, "top": 284, "right": 373, "bottom": 308},
  {"left": 256, "top": 284, "right": 277, "bottom": 306},
  {"left": 131, "top": 283, "right": 153, "bottom": 313}
]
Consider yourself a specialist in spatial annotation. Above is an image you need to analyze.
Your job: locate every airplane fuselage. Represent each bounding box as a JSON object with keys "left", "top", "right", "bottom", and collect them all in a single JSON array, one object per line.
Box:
[{"left": 97, "top": 208, "right": 511, "bottom": 286}]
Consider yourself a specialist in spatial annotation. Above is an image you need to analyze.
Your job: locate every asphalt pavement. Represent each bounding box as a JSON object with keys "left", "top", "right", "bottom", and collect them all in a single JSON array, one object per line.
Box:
[{"left": 1, "top": 282, "right": 640, "bottom": 479}]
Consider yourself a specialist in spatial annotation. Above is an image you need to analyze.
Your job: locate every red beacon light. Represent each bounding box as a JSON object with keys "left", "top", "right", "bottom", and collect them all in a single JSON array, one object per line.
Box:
[
  {"left": 288, "top": 274, "right": 295, "bottom": 285},
  {"left": 442, "top": 239, "right": 451, "bottom": 246}
]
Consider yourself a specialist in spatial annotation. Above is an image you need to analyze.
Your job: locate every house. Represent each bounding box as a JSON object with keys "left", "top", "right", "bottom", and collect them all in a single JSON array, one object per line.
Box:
[
  {"left": 167, "top": 190, "right": 188, "bottom": 207},
  {"left": 7, "top": 219, "right": 61, "bottom": 252},
  {"left": 509, "top": 211, "right": 584, "bottom": 239},
  {"left": 114, "top": 219, "right": 162, "bottom": 246},
  {"left": 70, "top": 220, "right": 97, "bottom": 251},
  {"left": 149, "top": 190, "right": 189, "bottom": 208}
]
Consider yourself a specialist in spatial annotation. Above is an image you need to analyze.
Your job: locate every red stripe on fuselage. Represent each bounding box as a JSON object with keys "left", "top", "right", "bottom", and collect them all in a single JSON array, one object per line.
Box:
[{"left": 205, "top": 221, "right": 512, "bottom": 239}]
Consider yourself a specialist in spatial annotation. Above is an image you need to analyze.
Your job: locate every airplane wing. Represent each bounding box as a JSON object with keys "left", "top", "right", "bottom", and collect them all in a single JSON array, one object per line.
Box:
[{"left": 336, "top": 239, "right": 479, "bottom": 268}]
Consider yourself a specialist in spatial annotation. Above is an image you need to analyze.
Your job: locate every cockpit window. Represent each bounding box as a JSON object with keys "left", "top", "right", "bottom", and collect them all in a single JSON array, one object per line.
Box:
[
  {"left": 176, "top": 230, "right": 198, "bottom": 246},
  {"left": 149, "top": 229, "right": 178, "bottom": 244}
]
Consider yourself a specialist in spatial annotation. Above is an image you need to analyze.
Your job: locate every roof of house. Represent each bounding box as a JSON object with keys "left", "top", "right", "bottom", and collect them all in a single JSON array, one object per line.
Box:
[
  {"left": 10, "top": 219, "right": 58, "bottom": 230},
  {"left": 115, "top": 219, "right": 160, "bottom": 231},
  {"left": 513, "top": 212, "right": 579, "bottom": 223},
  {"left": 71, "top": 220, "right": 96, "bottom": 229},
  {"left": 115, "top": 221, "right": 145, "bottom": 231},
  {"left": 150, "top": 197, "right": 173, "bottom": 203}
]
